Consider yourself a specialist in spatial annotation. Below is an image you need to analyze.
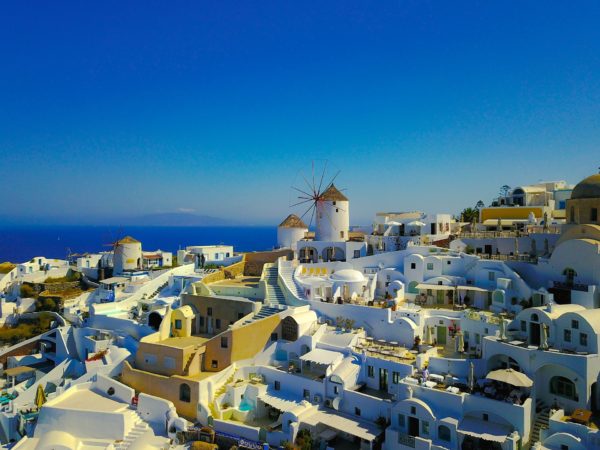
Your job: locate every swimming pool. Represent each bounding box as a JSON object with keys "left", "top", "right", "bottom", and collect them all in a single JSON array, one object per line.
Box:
[{"left": 238, "top": 401, "right": 254, "bottom": 412}]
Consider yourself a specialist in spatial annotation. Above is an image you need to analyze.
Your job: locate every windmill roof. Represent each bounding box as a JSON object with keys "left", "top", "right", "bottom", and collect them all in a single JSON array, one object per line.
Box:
[
  {"left": 321, "top": 184, "right": 348, "bottom": 201},
  {"left": 279, "top": 214, "right": 308, "bottom": 229},
  {"left": 117, "top": 236, "right": 141, "bottom": 244}
]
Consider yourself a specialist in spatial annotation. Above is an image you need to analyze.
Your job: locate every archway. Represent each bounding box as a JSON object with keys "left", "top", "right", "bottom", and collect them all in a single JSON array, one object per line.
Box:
[
  {"left": 299, "top": 246, "right": 318, "bottom": 263},
  {"left": 148, "top": 311, "right": 163, "bottom": 331}
]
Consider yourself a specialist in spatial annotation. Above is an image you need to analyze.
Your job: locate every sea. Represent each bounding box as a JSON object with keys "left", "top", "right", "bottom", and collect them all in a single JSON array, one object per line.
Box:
[{"left": 0, "top": 226, "right": 277, "bottom": 263}]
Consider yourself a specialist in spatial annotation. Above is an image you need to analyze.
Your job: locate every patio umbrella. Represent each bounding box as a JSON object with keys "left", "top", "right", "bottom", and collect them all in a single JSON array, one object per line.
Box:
[
  {"left": 468, "top": 362, "right": 475, "bottom": 392},
  {"left": 486, "top": 369, "right": 533, "bottom": 387},
  {"left": 456, "top": 330, "right": 465, "bottom": 353},
  {"left": 514, "top": 238, "right": 519, "bottom": 255},
  {"left": 407, "top": 220, "right": 426, "bottom": 227},
  {"left": 540, "top": 323, "right": 549, "bottom": 350},
  {"left": 35, "top": 384, "right": 46, "bottom": 409},
  {"left": 498, "top": 318, "right": 506, "bottom": 340},
  {"left": 424, "top": 325, "right": 432, "bottom": 345}
]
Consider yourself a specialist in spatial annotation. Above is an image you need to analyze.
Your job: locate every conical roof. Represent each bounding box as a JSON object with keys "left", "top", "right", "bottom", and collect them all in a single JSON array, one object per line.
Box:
[
  {"left": 117, "top": 236, "right": 141, "bottom": 244},
  {"left": 279, "top": 214, "right": 308, "bottom": 229},
  {"left": 320, "top": 184, "right": 348, "bottom": 201}
]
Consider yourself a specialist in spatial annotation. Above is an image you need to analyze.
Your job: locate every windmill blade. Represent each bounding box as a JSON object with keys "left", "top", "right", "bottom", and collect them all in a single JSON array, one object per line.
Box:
[
  {"left": 327, "top": 169, "right": 341, "bottom": 188},
  {"left": 299, "top": 201, "right": 317, "bottom": 223},
  {"left": 290, "top": 198, "right": 314, "bottom": 208},
  {"left": 307, "top": 203, "right": 316, "bottom": 230},
  {"left": 311, "top": 161, "right": 316, "bottom": 197},
  {"left": 291, "top": 185, "right": 314, "bottom": 199},
  {"left": 316, "top": 160, "right": 329, "bottom": 196},
  {"left": 300, "top": 172, "right": 316, "bottom": 197}
]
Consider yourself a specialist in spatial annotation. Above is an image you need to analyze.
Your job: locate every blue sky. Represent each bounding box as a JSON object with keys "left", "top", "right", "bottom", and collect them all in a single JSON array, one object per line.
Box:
[{"left": 1, "top": 1, "right": 600, "bottom": 226}]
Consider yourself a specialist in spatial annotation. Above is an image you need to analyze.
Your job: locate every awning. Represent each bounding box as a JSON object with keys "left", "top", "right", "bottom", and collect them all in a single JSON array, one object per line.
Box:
[
  {"left": 258, "top": 392, "right": 304, "bottom": 412},
  {"left": 302, "top": 409, "right": 381, "bottom": 441},
  {"left": 300, "top": 349, "right": 344, "bottom": 366},
  {"left": 456, "top": 285, "right": 490, "bottom": 292},
  {"left": 458, "top": 417, "right": 512, "bottom": 443},
  {"left": 482, "top": 219, "right": 528, "bottom": 226},
  {"left": 415, "top": 283, "right": 453, "bottom": 291}
]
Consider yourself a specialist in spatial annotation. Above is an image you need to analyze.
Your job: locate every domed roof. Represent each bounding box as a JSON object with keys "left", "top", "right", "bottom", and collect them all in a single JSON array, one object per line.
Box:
[
  {"left": 278, "top": 214, "right": 308, "bottom": 229},
  {"left": 572, "top": 174, "right": 600, "bottom": 200},
  {"left": 330, "top": 269, "right": 365, "bottom": 282}
]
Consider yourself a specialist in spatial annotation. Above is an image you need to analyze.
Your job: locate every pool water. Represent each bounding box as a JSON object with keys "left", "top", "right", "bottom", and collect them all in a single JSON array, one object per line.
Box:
[{"left": 238, "top": 401, "right": 253, "bottom": 412}]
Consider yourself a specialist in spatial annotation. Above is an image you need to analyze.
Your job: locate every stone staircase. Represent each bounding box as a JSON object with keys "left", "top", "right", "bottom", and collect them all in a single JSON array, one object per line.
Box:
[
  {"left": 183, "top": 344, "right": 204, "bottom": 375},
  {"left": 530, "top": 400, "right": 550, "bottom": 445},
  {"left": 114, "top": 410, "right": 151, "bottom": 450},
  {"left": 279, "top": 263, "right": 304, "bottom": 299},
  {"left": 263, "top": 266, "right": 286, "bottom": 307},
  {"left": 241, "top": 305, "right": 281, "bottom": 326}
]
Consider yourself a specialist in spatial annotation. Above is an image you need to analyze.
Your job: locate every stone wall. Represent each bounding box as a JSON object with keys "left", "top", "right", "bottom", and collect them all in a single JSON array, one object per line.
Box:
[{"left": 244, "top": 249, "right": 293, "bottom": 276}]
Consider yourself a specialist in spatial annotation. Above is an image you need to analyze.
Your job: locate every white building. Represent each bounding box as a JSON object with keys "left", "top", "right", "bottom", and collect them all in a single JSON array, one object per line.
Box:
[
  {"left": 113, "top": 236, "right": 143, "bottom": 275},
  {"left": 277, "top": 214, "right": 308, "bottom": 250}
]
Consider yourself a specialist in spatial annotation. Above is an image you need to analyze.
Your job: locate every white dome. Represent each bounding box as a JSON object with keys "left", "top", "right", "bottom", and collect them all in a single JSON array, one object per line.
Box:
[{"left": 330, "top": 269, "right": 365, "bottom": 282}]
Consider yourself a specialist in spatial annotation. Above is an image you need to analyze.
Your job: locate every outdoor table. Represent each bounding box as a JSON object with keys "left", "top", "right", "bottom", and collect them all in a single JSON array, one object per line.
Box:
[
  {"left": 509, "top": 340, "right": 524, "bottom": 346},
  {"left": 571, "top": 408, "right": 592, "bottom": 425},
  {"left": 423, "top": 380, "right": 437, "bottom": 388},
  {"left": 429, "top": 374, "right": 444, "bottom": 383}
]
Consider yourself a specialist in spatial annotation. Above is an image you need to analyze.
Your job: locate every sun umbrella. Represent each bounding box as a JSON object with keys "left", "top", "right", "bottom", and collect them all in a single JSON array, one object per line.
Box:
[
  {"left": 486, "top": 369, "right": 533, "bottom": 387},
  {"left": 407, "top": 220, "right": 426, "bottom": 227},
  {"left": 456, "top": 330, "right": 465, "bottom": 353},
  {"left": 35, "top": 384, "right": 46, "bottom": 409},
  {"left": 424, "top": 325, "right": 432, "bottom": 345},
  {"left": 468, "top": 362, "right": 475, "bottom": 392},
  {"left": 540, "top": 323, "right": 549, "bottom": 350}
]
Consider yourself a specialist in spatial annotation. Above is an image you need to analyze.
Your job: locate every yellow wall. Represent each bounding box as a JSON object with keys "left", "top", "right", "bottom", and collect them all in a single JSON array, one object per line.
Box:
[
  {"left": 566, "top": 198, "right": 600, "bottom": 225},
  {"left": 122, "top": 361, "right": 200, "bottom": 419},
  {"left": 203, "top": 313, "right": 281, "bottom": 372},
  {"left": 135, "top": 341, "right": 192, "bottom": 377},
  {"left": 480, "top": 206, "right": 544, "bottom": 222}
]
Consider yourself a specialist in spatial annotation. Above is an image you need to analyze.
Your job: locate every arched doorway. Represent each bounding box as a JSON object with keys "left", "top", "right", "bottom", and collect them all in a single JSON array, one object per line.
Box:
[{"left": 148, "top": 311, "right": 163, "bottom": 331}]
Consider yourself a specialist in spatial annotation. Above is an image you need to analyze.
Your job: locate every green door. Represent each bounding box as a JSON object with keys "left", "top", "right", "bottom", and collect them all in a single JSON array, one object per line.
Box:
[
  {"left": 437, "top": 326, "right": 447, "bottom": 345},
  {"left": 436, "top": 290, "right": 444, "bottom": 305}
]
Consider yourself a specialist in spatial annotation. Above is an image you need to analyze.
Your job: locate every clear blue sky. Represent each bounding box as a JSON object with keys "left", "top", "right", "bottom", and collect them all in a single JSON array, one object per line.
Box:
[{"left": 1, "top": 1, "right": 599, "bottom": 226}]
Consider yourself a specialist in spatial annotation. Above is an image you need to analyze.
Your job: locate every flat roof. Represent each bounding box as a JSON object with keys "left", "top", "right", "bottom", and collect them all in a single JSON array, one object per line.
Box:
[
  {"left": 4, "top": 366, "right": 36, "bottom": 377},
  {"left": 53, "top": 389, "right": 126, "bottom": 413},
  {"left": 100, "top": 276, "right": 128, "bottom": 285},
  {"left": 157, "top": 336, "right": 210, "bottom": 349}
]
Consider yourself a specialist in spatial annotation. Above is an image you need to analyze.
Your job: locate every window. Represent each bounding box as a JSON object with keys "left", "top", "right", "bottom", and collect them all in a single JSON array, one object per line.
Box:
[
  {"left": 199, "top": 316, "right": 205, "bottom": 326},
  {"left": 355, "top": 407, "right": 361, "bottom": 416},
  {"left": 179, "top": 383, "right": 191, "bottom": 402},
  {"left": 572, "top": 320, "right": 579, "bottom": 329},
  {"left": 564, "top": 329, "right": 571, "bottom": 342},
  {"left": 303, "top": 389, "right": 310, "bottom": 400},
  {"left": 438, "top": 425, "right": 451, "bottom": 442},
  {"left": 334, "top": 386, "right": 339, "bottom": 395},
  {"left": 422, "top": 421, "right": 429, "bottom": 435},
  {"left": 354, "top": 250, "right": 360, "bottom": 258},
  {"left": 550, "top": 376, "right": 577, "bottom": 400},
  {"left": 336, "top": 208, "right": 339, "bottom": 213},
  {"left": 271, "top": 332, "right": 278, "bottom": 342},
  {"left": 447, "top": 260, "right": 451, "bottom": 265},
  {"left": 483, "top": 413, "right": 489, "bottom": 421},
  {"left": 488, "top": 271, "right": 495, "bottom": 281},
  {"left": 531, "top": 313, "right": 539, "bottom": 322},
  {"left": 427, "top": 263, "right": 434, "bottom": 270},
  {"left": 211, "top": 360, "right": 218, "bottom": 369},
  {"left": 215, "top": 319, "right": 221, "bottom": 329},
  {"left": 333, "top": 201, "right": 336, "bottom": 205},
  {"left": 238, "top": 312, "right": 244, "bottom": 320},
  {"left": 163, "top": 356, "right": 175, "bottom": 369},
  {"left": 367, "top": 366, "right": 374, "bottom": 378},
  {"left": 398, "top": 414, "right": 405, "bottom": 427},
  {"left": 410, "top": 406, "right": 416, "bottom": 415},
  {"left": 340, "top": 231, "right": 344, "bottom": 238},
  {"left": 392, "top": 371, "right": 400, "bottom": 384},
  {"left": 410, "top": 263, "right": 416, "bottom": 269},
  {"left": 580, "top": 332, "right": 588, "bottom": 346},
  {"left": 221, "top": 336, "right": 228, "bottom": 348},
  {"left": 274, "top": 380, "right": 281, "bottom": 391},
  {"left": 207, "top": 307, "right": 213, "bottom": 316},
  {"left": 591, "top": 208, "right": 598, "bottom": 222},
  {"left": 175, "top": 319, "right": 182, "bottom": 330},
  {"left": 570, "top": 206, "right": 575, "bottom": 223},
  {"left": 143, "top": 353, "right": 157, "bottom": 365}
]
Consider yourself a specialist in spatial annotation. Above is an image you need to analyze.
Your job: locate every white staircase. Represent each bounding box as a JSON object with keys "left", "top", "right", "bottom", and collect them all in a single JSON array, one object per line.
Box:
[
  {"left": 530, "top": 400, "right": 550, "bottom": 445},
  {"left": 279, "top": 263, "right": 304, "bottom": 299},
  {"left": 263, "top": 266, "right": 286, "bottom": 307},
  {"left": 114, "top": 410, "right": 151, "bottom": 450}
]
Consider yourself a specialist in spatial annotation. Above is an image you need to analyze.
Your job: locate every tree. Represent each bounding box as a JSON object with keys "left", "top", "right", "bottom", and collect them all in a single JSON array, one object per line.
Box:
[
  {"left": 499, "top": 185, "right": 511, "bottom": 198},
  {"left": 460, "top": 207, "right": 479, "bottom": 223},
  {"left": 475, "top": 200, "right": 485, "bottom": 209},
  {"left": 20, "top": 284, "right": 37, "bottom": 299}
]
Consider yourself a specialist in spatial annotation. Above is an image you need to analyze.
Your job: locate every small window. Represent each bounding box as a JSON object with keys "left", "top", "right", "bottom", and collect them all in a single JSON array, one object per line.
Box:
[
  {"left": 340, "top": 231, "right": 344, "bottom": 238},
  {"left": 199, "top": 316, "right": 205, "bottom": 326},
  {"left": 438, "top": 425, "right": 451, "bottom": 442},
  {"left": 410, "top": 263, "right": 416, "bottom": 269},
  {"left": 447, "top": 260, "right": 451, "bottom": 265},
  {"left": 354, "top": 250, "right": 360, "bottom": 258},
  {"left": 392, "top": 371, "right": 400, "bottom": 384},
  {"left": 367, "top": 366, "right": 374, "bottom": 378},
  {"left": 303, "top": 389, "right": 310, "bottom": 400},
  {"left": 355, "top": 407, "right": 361, "bottom": 416},
  {"left": 410, "top": 406, "right": 416, "bottom": 415},
  {"left": 560, "top": 445, "right": 569, "bottom": 450},
  {"left": 398, "top": 414, "right": 406, "bottom": 427},
  {"left": 333, "top": 201, "right": 336, "bottom": 205},
  {"left": 334, "top": 386, "right": 339, "bottom": 394},
  {"left": 180, "top": 383, "right": 191, "bottom": 402},
  {"left": 107, "top": 387, "right": 115, "bottom": 396},
  {"left": 143, "top": 353, "right": 157, "bottom": 365},
  {"left": 422, "top": 421, "right": 429, "bottom": 435},
  {"left": 175, "top": 319, "right": 182, "bottom": 330},
  {"left": 564, "top": 329, "right": 571, "bottom": 342},
  {"left": 488, "top": 272, "right": 495, "bottom": 281},
  {"left": 271, "top": 333, "right": 278, "bottom": 342},
  {"left": 591, "top": 208, "right": 598, "bottom": 222},
  {"left": 274, "top": 380, "right": 281, "bottom": 391},
  {"left": 580, "top": 333, "right": 588, "bottom": 346},
  {"left": 215, "top": 319, "right": 221, "bottom": 329},
  {"left": 427, "top": 263, "right": 434, "bottom": 270},
  {"left": 210, "top": 360, "right": 218, "bottom": 368},
  {"left": 572, "top": 320, "right": 579, "bottom": 329},
  {"left": 221, "top": 336, "right": 228, "bottom": 348},
  {"left": 336, "top": 208, "right": 339, "bottom": 213},
  {"left": 207, "top": 307, "right": 213, "bottom": 316},
  {"left": 483, "top": 413, "right": 489, "bottom": 421},
  {"left": 164, "top": 356, "right": 176, "bottom": 369}
]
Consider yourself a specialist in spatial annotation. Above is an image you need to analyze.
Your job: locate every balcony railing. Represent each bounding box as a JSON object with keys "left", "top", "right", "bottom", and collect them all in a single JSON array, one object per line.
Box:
[
  {"left": 398, "top": 433, "right": 416, "bottom": 448},
  {"left": 553, "top": 281, "right": 589, "bottom": 292}
]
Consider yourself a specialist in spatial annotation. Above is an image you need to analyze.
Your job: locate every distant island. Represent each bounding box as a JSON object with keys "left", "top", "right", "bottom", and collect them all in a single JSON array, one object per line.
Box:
[{"left": 123, "top": 212, "right": 242, "bottom": 227}]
